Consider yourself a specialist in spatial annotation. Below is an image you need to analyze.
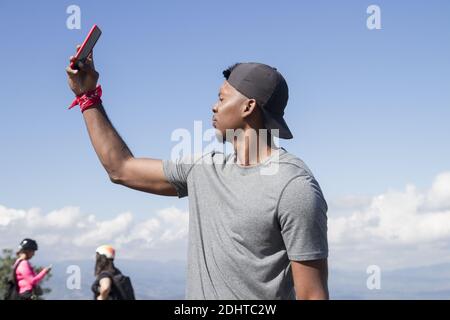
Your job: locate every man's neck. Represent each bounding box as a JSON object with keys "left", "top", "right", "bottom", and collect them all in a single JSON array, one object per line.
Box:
[{"left": 232, "top": 129, "right": 278, "bottom": 166}]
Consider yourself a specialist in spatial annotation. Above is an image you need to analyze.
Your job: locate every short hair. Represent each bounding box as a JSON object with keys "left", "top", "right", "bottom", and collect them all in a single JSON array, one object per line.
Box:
[
  {"left": 95, "top": 252, "right": 116, "bottom": 276},
  {"left": 222, "top": 63, "right": 241, "bottom": 80}
]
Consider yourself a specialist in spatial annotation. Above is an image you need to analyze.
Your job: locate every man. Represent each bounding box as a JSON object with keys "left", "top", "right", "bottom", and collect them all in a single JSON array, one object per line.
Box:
[{"left": 66, "top": 48, "right": 329, "bottom": 300}]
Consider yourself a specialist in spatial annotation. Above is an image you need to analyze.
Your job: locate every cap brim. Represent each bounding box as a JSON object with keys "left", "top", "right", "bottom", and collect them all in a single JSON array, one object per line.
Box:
[{"left": 261, "top": 109, "right": 293, "bottom": 139}]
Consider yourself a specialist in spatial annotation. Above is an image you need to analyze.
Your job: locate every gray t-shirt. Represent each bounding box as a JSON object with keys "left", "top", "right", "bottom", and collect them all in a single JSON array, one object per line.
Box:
[{"left": 162, "top": 147, "right": 328, "bottom": 300}]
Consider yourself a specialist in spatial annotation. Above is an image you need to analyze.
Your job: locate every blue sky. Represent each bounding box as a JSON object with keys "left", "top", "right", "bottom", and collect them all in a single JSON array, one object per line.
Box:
[
  {"left": 1, "top": 0, "right": 449, "bottom": 219},
  {"left": 1, "top": 0, "right": 450, "bottom": 299},
  {"left": 0, "top": 0, "right": 449, "bottom": 216}
]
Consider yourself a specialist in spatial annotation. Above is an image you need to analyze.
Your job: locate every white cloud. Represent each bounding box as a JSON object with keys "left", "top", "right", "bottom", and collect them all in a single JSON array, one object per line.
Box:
[
  {"left": 426, "top": 172, "right": 450, "bottom": 209},
  {"left": 329, "top": 171, "right": 450, "bottom": 270},
  {"left": 2, "top": 171, "right": 450, "bottom": 271},
  {"left": 73, "top": 212, "right": 134, "bottom": 247},
  {"left": 0, "top": 205, "right": 188, "bottom": 262}
]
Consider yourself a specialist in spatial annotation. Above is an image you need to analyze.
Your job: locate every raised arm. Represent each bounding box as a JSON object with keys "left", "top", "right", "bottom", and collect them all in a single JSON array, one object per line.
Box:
[{"left": 65, "top": 47, "right": 177, "bottom": 196}]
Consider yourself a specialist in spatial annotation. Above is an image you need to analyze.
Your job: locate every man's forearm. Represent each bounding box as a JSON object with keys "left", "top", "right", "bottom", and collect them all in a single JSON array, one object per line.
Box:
[{"left": 82, "top": 104, "right": 133, "bottom": 181}]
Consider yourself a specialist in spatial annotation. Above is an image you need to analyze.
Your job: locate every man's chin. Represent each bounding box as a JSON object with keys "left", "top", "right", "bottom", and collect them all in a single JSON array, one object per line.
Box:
[{"left": 214, "top": 128, "right": 226, "bottom": 144}]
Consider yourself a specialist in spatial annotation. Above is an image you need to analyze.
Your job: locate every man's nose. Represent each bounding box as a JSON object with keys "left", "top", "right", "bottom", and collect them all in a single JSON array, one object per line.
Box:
[{"left": 212, "top": 102, "right": 218, "bottom": 113}]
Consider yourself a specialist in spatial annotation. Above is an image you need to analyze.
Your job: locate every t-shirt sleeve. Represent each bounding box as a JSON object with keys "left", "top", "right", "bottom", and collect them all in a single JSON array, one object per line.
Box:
[
  {"left": 97, "top": 271, "right": 113, "bottom": 282},
  {"left": 162, "top": 154, "right": 203, "bottom": 198},
  {"left": 277, "top": 175, "right": 329, "bottom": 261}
]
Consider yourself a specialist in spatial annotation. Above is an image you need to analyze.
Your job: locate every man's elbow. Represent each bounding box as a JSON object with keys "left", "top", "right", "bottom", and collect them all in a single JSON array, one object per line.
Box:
[
  {"left": 109, "top": 173, "right": 123, "bottom": 184},
  {"left": 106, "top": 162, "right": 129, "bottom": 185}
]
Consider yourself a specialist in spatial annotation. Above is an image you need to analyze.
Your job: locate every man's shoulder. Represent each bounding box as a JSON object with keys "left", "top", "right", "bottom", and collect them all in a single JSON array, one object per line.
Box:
[
  {"left": 277, "top": 148, "right": 315, "bottom": 178},
  {"left": 277, "top": 149, "right": 327, "bottom": 207}
]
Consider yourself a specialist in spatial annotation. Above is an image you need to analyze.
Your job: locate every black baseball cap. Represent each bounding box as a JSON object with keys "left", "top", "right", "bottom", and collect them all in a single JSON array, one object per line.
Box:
[{"left": 223, "top": 62, "right": 293, "bottom": 139}]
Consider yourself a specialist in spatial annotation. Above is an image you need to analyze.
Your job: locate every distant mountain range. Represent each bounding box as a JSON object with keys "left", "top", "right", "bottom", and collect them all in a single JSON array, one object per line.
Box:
[
  {"left": 329, "top": 263, "right": 450, "bottom": 299},
  {"left": 41, "top": 259, "right": 450, "bottom": 300},
  {"left": 44, "top": 259, "right": 186, "bottom": 300}
]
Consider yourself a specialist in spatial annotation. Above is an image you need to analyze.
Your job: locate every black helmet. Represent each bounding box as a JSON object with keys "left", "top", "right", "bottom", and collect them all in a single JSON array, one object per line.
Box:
[{"left": 19, "top": 238, "right": 38, "bottom": 251}]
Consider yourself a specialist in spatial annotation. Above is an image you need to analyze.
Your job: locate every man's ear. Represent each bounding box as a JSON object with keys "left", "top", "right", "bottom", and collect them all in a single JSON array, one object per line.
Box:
[{"left": 242, "top": 98, "right": 258, "bottom": 118}]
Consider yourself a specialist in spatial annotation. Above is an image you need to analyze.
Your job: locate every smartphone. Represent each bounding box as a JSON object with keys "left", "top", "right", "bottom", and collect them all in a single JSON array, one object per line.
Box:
[{"left": 70, "top": 24, "right": 102, "bottom": 70}]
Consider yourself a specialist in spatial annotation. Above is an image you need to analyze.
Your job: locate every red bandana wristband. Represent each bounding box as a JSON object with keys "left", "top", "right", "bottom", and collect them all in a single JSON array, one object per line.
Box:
[{"left": 68, "top": 85, "right": 102, "bottom": 112}]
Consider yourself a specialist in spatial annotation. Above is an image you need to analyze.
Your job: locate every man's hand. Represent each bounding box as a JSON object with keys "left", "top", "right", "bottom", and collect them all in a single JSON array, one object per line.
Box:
[
  {"left": 66, "top": 45, "right": 99, "bottom": 96},
  {"left": 291, "top": 259, "right": 329, "bottom": 300}
]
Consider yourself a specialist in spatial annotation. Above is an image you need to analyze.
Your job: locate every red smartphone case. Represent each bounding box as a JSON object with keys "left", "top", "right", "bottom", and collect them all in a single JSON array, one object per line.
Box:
[{"left": 70, "top": 24, "right": 102, "bottom": 70}]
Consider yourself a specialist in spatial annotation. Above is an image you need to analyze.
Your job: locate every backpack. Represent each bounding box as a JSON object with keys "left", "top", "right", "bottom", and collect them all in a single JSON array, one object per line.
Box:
[
  {"left": 99, "top": 271, "right": 135, "bottom": 300},
  {"left": 3, "top": 260, "right": 23, "bottom": 300}
]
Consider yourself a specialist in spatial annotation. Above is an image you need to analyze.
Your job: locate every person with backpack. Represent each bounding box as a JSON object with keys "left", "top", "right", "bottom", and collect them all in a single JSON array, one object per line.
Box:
[
  {"left": 91, "top": 245, "right": 135, "bottom": 300},
  {"left": 5, "top": 238, "right": 52, "bottom": 300}
]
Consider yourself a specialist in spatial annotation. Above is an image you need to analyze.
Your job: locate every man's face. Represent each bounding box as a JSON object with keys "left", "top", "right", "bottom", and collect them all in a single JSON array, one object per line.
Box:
[{"left": 212, "top": 81, "right": 249, "bottom": 142}]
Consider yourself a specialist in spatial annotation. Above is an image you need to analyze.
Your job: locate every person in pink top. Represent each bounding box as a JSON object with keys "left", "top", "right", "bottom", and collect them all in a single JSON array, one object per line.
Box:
[{"left": 14, "top": 238, "right": 52, "bottom": 300}]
